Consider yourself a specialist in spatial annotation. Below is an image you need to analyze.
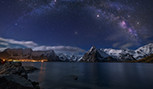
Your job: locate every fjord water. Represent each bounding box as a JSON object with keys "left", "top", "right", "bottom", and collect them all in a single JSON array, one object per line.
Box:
[{"left": 23, "top": 62, "right": 153, "bottom": 89}]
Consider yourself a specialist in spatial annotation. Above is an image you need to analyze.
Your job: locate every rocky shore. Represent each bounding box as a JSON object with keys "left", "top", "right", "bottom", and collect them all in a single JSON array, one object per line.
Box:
[{"left": 0, "top": 62, "right": 40, "bottom": 89}]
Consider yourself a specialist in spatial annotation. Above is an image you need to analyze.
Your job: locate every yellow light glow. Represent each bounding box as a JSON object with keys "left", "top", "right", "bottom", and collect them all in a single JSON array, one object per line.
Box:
[{"left": 0, "top": 58, "right": 48, "bottom": 62}]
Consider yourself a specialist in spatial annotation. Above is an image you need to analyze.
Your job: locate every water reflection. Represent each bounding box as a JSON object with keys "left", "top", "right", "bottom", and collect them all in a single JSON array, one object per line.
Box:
[
  {"left": 38, "top": 62, "right": 46, "bottom": 83},
  {"left": 27, "top": 63, "right": 153, "bottom": 89}
]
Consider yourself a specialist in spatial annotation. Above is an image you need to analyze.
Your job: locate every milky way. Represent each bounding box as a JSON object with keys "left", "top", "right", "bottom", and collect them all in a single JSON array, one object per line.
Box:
[
  {"left": 1, "top": 0, "right": 153, "bottom": 49},
  {"left": 16, "top": 0, "right": 141, "bottom": 40}
]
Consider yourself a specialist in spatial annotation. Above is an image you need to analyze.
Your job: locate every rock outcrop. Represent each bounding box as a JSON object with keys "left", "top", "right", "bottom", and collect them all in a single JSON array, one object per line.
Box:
[
  {"left": 0, "top": 62, "right": 40, "bottom": 89},
  {"left": 0, "top": 74, "right": 34, "bottom": 89},
  {"left": 0, "top": 62, "right": 27, "bottom": 79}
]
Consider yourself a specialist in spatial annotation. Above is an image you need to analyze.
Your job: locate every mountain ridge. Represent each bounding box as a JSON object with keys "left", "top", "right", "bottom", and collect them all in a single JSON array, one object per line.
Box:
[
  {"left": 80, "top": 43, "right": 153, "bottom": 62},
  {"left": 0, "top": 43, "right": 152, "bottom": 62}
]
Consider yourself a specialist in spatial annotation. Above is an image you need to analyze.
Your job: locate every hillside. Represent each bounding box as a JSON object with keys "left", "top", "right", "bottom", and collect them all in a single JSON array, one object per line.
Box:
[{"left": 135, "top": 54, "right": 153, "bottom": 63}]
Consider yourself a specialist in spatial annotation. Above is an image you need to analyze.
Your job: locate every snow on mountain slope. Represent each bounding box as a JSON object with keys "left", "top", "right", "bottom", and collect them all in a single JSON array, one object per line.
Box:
[
  {"left": 134, "top": 43, "right": 153, "bottom": 59},
  {"left": 103, "top": 43, "right": 153, "bottom": 60},
  {"left": 103, "top": 49, "right": 123, "bottom": 57},
  {"left": 102, "top": 48, "right": 135, "bottom": 61},
  {"left": 57, "top": 53, "right": 82, "bottom": 62}
]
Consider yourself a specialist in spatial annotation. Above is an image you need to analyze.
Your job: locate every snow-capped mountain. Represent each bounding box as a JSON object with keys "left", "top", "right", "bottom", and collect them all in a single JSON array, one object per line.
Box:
[
  {"left": 57, "top": 53, "right": 82, "bottom": 62},
  {"left": 135, "top": 54, "right": 153, "bottom": 63},
  {"left": 134, "top": 43, "right": 153, "bottom": 59},
  {"left": 80, "top": 43, "right": 153, "bottom": 62},
  {"left": 80, "top": 46, "right": 116, "bottom": 62},
  {"left": 0, "top": 43, "right": 152, "bottom": 62},
  {"left": 103, "top": 43, "right": 153, "bottom": 60},
  {"left": 102, "top": 48, "right": 135, "bottom": 61}
]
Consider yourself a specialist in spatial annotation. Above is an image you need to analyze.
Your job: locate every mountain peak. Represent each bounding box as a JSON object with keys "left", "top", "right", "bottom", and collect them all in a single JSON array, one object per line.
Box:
[
  {"left": 80, "top": 46, "right": 112, "bottom": 62},
  {"left": 89, "top": 46, "right": 97, "bottom": 52}
]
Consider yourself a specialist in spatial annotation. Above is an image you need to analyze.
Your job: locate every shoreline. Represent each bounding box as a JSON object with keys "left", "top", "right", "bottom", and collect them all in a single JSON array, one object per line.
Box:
[{"left": 0, "top": 62, "right": 40, "bottom": 89}]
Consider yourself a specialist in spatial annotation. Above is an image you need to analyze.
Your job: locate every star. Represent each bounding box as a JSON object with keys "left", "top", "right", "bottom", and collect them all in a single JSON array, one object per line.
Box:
[
  {"left": 97, "top": 14, "right": 100, "bottom": 18},
  {"left": 74, "top": 31, "right": 78, "bottom": 35},
  {"left": 137, "top": 22, "right": 140, "bottom": 25},
  {"left": 1, "top": 0, "right": 152, "bottom": 50},
  {"left": 14, "top": 23, "right": 18, "bottom": 26}
]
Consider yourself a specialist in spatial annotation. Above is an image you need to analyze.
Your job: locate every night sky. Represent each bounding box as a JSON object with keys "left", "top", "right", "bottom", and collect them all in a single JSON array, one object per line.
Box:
[{"left": 0, "top": 0, "right": 153, "bottom": 51}]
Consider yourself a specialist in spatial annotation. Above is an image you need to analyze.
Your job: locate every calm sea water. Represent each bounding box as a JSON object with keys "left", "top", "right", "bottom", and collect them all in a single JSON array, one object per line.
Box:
[{"left": 23, "top": 62, "right": 153, "bottom": 89}]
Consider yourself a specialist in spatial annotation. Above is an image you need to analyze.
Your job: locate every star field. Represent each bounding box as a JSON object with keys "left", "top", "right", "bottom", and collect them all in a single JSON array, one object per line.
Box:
[{"left": 0, "top": 0, "right": 153, "bottom": 50}]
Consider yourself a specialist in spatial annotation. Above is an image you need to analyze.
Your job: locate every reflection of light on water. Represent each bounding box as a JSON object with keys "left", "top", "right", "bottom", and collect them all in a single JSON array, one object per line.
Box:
[{"left": 38, "top": 62, "right": 46, "bottom": 83}]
